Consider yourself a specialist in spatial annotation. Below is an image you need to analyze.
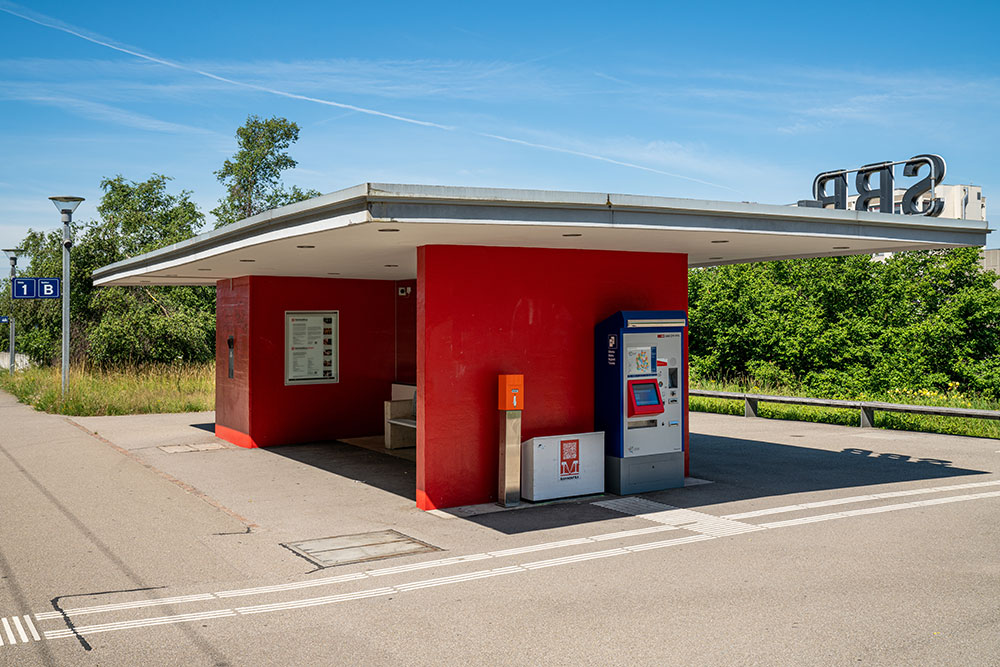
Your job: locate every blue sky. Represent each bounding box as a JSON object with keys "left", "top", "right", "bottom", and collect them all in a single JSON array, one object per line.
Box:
[{"left": 1, "top": 0, "right": 998, "bottom": 250}]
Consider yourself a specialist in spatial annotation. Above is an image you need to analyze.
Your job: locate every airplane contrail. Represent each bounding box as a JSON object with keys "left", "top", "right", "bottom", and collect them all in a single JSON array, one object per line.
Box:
[{"left": 0, "top": 2, "right": 739, "bottom": 193}]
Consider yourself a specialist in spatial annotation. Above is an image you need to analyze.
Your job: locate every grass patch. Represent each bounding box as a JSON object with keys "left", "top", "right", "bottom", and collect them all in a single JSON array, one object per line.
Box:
[
  {"left": 0, "top": 363, "right": 215, "bottom": 416},
  {"left": 690, "top": 380, "right": 1000, "bottom": 439}
]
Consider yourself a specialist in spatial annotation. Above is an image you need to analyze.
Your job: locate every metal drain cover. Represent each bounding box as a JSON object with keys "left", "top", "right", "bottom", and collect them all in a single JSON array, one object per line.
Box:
[{"left": 283, "top": 530, "right": 438, "bottom": 567}]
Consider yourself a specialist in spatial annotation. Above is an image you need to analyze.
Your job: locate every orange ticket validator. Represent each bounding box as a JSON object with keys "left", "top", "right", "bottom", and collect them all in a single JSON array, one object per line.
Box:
[{"left": 498, "top": 374, "right": 524, "bottom": 411}]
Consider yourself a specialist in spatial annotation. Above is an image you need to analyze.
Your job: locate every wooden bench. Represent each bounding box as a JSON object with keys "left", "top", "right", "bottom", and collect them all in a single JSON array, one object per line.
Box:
[{"left": 384, "top": 396, "right": 417, "bottom": 449}]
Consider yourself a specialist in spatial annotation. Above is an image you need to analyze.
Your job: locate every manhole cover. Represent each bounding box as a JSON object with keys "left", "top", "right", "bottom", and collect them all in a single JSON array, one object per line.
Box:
[{"left": 283, "top": 530, "right": 438, "bottom": 568}]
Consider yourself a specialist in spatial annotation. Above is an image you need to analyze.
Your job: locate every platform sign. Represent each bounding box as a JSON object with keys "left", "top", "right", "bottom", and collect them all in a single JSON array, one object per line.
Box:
[
  {"left": 11, "top": 277, "right": 60, "bottom": 299},
  {"left": 0, "top": 316, "right": 8, "bottom": 324},
  {"left": 37, "top": 278, "right": 60, "bottom": 299},
  {"left": 12, "top": 277, "right": 36, "bottom": 299}
]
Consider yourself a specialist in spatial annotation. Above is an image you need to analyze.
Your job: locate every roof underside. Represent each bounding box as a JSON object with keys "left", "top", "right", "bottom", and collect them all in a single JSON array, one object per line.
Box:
[{"left": 93, "top": 183, "right": 991, "bottom": 286}]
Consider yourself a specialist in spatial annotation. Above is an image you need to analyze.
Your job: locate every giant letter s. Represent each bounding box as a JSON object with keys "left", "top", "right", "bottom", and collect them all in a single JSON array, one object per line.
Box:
[{"left": 902, "top": 154, "right": 946, "bottom": 216}]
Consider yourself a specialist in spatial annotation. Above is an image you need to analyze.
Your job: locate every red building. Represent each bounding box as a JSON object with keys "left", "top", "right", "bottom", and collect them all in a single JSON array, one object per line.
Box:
[{"left": 93, "top": 183, "right": 988, "bottom": 509}]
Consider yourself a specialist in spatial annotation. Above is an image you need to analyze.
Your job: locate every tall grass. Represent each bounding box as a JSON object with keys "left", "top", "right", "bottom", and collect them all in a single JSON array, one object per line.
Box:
[
  {"left": 0, "top": 363, "right": 215, "bottom": 416},
  {"left": 690, "top": 377, "right": 1000, "bottom": 440}
]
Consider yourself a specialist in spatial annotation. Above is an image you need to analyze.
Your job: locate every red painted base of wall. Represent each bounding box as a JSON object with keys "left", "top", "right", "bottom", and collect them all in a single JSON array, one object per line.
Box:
[
  {"left": 417, "top": 245, "right": 689, "bottom": 510},
  {"left": 215, "top": 424, "right": 262, "bottom": 449}
]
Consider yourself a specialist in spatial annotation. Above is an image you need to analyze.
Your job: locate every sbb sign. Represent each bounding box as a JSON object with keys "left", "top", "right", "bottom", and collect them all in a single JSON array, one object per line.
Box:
[{"left": 812, "top": 154, "right": 946, "bottom": 216}]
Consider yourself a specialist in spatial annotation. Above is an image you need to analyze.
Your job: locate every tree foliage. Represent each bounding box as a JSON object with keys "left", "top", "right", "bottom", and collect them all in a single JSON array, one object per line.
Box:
[
  {"left": 211, "top": 115, "right": 320, "bottom": 227},
  {"left": 0, "top": 175, "right": 215, "bottom": 366},
  {"left": 688, "top": 248, "right": 1000, "bottom": 399}
]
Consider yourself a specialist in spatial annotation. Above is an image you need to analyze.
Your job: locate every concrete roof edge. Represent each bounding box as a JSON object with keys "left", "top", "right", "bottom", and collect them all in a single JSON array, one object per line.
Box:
[
  {"left": 92, "top": 183, "right": 373, "bottom": 280},
  {"left": 92, "top": 182, "right": 990, "bottom": 282}
]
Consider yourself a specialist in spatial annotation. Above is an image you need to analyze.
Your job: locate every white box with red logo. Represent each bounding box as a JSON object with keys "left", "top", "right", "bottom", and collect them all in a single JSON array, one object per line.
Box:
[{"left": 520, "top": 431, "right": 605, "bottom": 502}]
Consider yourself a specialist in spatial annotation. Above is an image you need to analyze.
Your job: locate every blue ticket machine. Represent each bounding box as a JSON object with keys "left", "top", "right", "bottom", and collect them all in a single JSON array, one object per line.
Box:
[{"left": 595, "top": 311, "right": 686, "bottom": 494}]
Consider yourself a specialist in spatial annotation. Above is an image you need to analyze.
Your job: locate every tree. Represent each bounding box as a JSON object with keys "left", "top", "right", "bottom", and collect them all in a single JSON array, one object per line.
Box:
[
  {"left": 211, "top": 115, "right": 320, "bottom": 227},
  {"left": 3, "top": 175, "right": 215, "bottom": 365},
  {"left": 687, "top": 248, "right": 1000, "bottom": 399}
]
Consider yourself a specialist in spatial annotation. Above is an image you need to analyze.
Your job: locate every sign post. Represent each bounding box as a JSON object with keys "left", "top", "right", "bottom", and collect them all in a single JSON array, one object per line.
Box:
[
  {"left": 2, "top": 249, "right": 20, "bottom": 376},
  {"left": 49, "top": 195, "right": 84, "bottom": 398},
  {"left": 497, "top": 374, "right": 524, "bottom": 507}
]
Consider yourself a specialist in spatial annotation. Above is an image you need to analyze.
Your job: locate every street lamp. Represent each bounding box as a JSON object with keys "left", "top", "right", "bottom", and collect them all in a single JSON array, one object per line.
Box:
[
  {"left": 49, "top": 196, "right": 84, "bottom": 397},
  {"left": 2, "top": 247, "right": 20, "bottom": 376}
]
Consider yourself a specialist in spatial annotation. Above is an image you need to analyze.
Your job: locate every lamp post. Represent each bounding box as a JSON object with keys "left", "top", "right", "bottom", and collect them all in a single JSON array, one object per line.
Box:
[
  {"left": 49, "top": 196, "right": 84, "bottom": 397},
  {"left": 2, "top": 248, "right": 20, "bottom": 376}
]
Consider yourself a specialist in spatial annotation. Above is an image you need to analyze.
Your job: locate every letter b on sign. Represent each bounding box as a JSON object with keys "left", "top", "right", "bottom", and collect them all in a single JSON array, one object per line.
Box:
[{"left": 37, "top": 278, "right": 60, "bottom": 299}]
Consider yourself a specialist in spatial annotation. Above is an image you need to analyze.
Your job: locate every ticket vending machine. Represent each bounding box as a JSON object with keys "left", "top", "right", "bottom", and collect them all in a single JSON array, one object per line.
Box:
[{"left": 595, "top": 311, "right": 686, "bottom": 494}]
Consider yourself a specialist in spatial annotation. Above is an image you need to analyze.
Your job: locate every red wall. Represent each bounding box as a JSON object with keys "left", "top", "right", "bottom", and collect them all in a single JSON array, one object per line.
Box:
[
  {"left": 417, "top": 245, "right": 689, "bottom": 510},
  {"left": 395, "top": 279, "right": 417, "bottom": 384},
  {"left": 216, "top": 278, "right": 250, "bottom": 437},
  {"left": 215, "top": 276, "right": 396, "bottom": 448}
]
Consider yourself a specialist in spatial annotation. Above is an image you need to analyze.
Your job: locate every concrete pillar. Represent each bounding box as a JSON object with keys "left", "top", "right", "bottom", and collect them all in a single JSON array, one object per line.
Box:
[{"left": 745, "top": 397, "right": 759, "bottom": 418}]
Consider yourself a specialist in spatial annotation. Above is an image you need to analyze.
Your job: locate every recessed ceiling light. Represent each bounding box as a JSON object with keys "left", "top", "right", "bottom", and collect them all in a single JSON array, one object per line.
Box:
[
  {"left": 140, "top": 280, "right": 150, "bottom": 283},
  {"left": 327, "top": 272, "right": 340, "bottom": 276},
  {"left": 832, "top": 246, "right": 850, "bottom": 250},
  {"left": 384, "top": 264, "right": 398, "bottom": 268},
  {"left": 239, "top": 259, "right": 256, "bottom": 262},
  {"left": 197, "top": 268, "right": 212, "bottom": 271},
  {"left": 710, "top": 240, "right": 729, "bottom": 244},
  {"left": 378, "top": 228, "right": 400, "bottom": 232},
  {"left": 709, "top": 257, "right": 723, "bottom": 260},
  {"left": 296, "top": 245, "right": 316, "bottom": 249},
  {"left": 562, "top": 233, "right": 582, "bottom": 237}
]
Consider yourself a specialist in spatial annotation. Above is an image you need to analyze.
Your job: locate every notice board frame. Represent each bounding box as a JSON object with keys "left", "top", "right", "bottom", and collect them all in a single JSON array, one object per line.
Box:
[{"left": 284, "top": 310, "right": 340, "bottom": 386}]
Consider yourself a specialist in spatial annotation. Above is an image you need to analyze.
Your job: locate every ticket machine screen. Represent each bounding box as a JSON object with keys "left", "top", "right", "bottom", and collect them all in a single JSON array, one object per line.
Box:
[
  {"left": 632, "top": 382, "right": 660, "bottom": 406},
  {"left": 627, "top": 379, "right": 664, "bottom": 416}
]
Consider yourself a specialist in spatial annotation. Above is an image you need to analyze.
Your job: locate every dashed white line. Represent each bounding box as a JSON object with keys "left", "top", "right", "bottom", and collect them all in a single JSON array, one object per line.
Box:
[
  {"left": 1, "top": 617, "right": 15, "bottom": 644},
  {"left": 21, "top": 615, "right": 40, "bottom": 642},
  {"left": 11, "top": 616, "right": 28, "bottom": 643}
]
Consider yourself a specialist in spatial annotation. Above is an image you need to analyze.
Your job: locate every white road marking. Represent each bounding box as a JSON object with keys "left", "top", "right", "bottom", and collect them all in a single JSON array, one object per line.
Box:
[
  {"left": 595, "top": 498, "right": 764, "bottom": 536},
  {"left": 16, "top": 484, "right": 1000, "bottom": 647},
  {"left": 35, "top": 593, "right": 217, "bottom": 620},
  {"left": 759, "top": 490, "right": 1000, "bottom": 529},
  {"left": 11, "top": 616, "right": 28, "bottom": 643},
  {"left": 1, "top": 617, "right": 15, "bottom": 644},
  {"left": 723, "top": 478, "right": 1000, "bottom": 520},
  {"left": 22, "top": 616, "right": 40, "bottom": 642},
  {"left": 44, "top": 609, "right": 237, "bottom": 640},
  {"left": 235, "top": 588, "right": 396, "bottom": 615}
]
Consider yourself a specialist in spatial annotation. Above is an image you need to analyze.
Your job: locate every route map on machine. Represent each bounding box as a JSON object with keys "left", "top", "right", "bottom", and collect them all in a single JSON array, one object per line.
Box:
[{"left": 626, "top": 346, "right": 652, "bottom": 376}]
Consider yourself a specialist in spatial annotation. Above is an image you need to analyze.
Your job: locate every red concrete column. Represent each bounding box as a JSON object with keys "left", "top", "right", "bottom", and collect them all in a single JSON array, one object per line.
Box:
[{"left": 416, "top": 245, "right": 688, "bottom": 510}]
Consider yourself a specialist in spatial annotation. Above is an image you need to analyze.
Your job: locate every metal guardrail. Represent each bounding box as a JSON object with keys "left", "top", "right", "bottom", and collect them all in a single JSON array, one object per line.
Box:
[{"left": 689, "top": 389, "right": 1000, "bottom": 428}]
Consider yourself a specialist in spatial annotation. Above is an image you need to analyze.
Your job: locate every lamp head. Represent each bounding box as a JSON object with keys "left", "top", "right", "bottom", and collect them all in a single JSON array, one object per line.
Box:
[
  {"left": 1, "top": 248, "right": 21, "bottom": 264},
  {"left": 49, "top": 196, "right": 85, "bottom": 214}
]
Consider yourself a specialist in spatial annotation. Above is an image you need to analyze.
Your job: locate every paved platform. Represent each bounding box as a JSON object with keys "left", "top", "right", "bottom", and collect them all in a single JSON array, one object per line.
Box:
[{"left": 2, "top": 391, "right": 999, "bottom": 665}]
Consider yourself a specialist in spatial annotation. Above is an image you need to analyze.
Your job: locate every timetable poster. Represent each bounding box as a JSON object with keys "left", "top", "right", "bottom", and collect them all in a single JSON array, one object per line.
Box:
[{"left": 285, "top": 311, "right": 338, "bottom": 384}]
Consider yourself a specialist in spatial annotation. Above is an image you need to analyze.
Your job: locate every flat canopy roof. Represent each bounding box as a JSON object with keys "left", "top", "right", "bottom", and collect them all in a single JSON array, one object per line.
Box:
[{"left": 93, "top": 183, "right": 991, "bottom": 286}]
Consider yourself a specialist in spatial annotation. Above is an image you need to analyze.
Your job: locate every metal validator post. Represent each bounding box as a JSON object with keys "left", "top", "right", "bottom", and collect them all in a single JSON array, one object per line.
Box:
[{"left": 497, "top": 374, "right": 524, "bottom": 507}]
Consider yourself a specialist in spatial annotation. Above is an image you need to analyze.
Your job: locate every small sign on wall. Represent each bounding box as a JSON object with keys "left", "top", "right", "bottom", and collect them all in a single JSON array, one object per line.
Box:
[{"left": 285, "top": 310, "right": 339, "bottom": 385}]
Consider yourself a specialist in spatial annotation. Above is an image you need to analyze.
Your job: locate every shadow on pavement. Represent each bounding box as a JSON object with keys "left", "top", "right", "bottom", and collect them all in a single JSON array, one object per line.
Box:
[
  {"left": 467, "top": 431, "right": 992, "bottom": 535},
  {"left": 204, "top": 422, "right": 993, "bottom": 536},
  {"left": 262, "top": 439, "right": 417, "bottom": 501}
]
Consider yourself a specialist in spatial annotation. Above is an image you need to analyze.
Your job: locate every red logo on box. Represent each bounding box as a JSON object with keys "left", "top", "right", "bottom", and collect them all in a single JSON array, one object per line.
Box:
[{"left": 560, "top": 439, "right": 580, "bottom": 479}]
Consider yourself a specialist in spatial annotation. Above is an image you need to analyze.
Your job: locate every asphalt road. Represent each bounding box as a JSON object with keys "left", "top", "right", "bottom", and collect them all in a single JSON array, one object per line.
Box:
[{"left": 1, "top": 391, "right": 998, "bottom": 666}]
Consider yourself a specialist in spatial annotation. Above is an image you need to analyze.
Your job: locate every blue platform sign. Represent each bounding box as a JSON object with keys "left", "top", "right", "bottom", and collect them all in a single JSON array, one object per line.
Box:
[
  {"left": 37, "top": 278, "right": 60, "bottom": 299},
  {"left": 0, "top": 316, "right": 8, "bottom": 324},
  {"left": 11, "top": 277, "right": 60, "bottom": 299},
  {"left": 12, "top": 277, "right": 35, "bottom": 299}
]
